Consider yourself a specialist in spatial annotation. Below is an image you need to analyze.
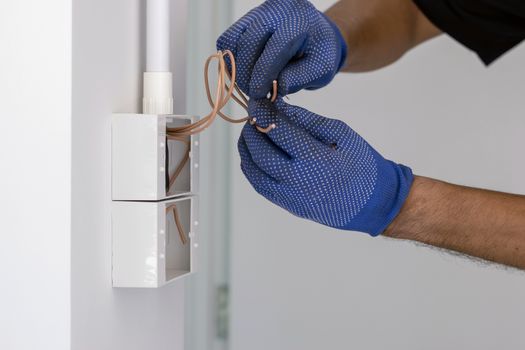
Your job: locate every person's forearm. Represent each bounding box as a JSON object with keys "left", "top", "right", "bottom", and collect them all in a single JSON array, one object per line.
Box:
[
  {"left": 384, "top": 176, "right": 525, "bottom": 269},
  {"left": 325, "top": 0, "right": 442, "bottom": 72}
]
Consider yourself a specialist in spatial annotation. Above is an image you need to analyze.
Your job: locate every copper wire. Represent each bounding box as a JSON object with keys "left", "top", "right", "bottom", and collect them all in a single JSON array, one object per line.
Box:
[
  {"left": 166, "top": 50, "right": 278, "bottom": 195},
  {"left": 165, "top": 50, "right": 278, "bottom": 137},
  {"left": 166, "top": 135, "right": 190, "bottom": 194},
  {"left": 256, "top": 123, "right": 276, "bottom": 133},
  {"left": 166, "top": 203, "right": 188, "bottom": 245},
  {"left": 270, "top": 80, "right": 278, "bottom": 102},
  {"left": 165, "top": 50, "right": 278, "bottom": 244}
]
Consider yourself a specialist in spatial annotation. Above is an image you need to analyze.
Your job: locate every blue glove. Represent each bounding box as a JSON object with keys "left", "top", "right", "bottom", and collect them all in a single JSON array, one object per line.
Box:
[
  {"left": 217, "top": 0, "right": 347, "bottom": 99},
  {"left": 238, "top": 98, "right": 413, "bottom": 236}
]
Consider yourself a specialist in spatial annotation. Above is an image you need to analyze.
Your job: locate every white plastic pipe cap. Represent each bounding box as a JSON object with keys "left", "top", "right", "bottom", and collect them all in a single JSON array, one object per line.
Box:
[{"left": 143, "top": 72, "right": 173, "bottom": 114}]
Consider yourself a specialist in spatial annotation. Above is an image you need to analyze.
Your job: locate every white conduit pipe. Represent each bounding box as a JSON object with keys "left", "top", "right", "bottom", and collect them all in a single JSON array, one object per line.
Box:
[{"left": 143, "top": 0, "right": 173, "bottom": 114}]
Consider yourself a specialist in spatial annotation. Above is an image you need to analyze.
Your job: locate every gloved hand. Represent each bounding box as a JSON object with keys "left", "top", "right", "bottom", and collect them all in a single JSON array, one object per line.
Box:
[
  {"left": 216, "top": 0, "right": 347, "bottom": 99},
  {"left": 238, "top": 98, "right": 413, "bottom": 236}
]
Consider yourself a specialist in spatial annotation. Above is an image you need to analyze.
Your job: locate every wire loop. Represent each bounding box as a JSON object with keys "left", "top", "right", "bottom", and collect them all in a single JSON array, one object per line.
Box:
[
  {"left": 166, "top": 50, "right": 278, "bottom": 139},
  {"left": 164, "top": 51, "right": 279, "bottom": 244}
]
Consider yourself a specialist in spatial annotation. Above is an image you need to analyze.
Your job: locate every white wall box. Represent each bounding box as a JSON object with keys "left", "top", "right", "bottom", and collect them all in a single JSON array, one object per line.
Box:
[
  {"left": 112, "top": 196, "right": 199, "bottom": 288},
  {"left": 112, "top": 113, "right": 200, "bottom": 201}
]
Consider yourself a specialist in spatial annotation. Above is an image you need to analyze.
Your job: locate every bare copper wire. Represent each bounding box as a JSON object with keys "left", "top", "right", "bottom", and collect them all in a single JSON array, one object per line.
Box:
[
  {"left": 256, "top": 123, "right": 277, "bottom": 133},
  {"left": 270, "top": 80, "right": 278, "bottom": 102},
  {"left": 249, "top": 117, "right": 276, "bottom": 133}
]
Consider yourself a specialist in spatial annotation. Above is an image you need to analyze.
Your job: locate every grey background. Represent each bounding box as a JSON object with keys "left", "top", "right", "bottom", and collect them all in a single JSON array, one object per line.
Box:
[{"left": 227, "top": 1, "right": 525, "bottom": 349}]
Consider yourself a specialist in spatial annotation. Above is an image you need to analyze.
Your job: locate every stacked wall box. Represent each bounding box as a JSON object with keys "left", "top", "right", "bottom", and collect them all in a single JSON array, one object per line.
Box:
[{"left": 111, "top": 113, "right": 199, "bottom": 287}]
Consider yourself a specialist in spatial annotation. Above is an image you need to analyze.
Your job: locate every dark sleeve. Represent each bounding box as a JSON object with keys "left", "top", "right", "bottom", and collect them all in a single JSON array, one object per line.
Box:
[{"left": 413, "top": 0, "right": 525, "bottom": 64}]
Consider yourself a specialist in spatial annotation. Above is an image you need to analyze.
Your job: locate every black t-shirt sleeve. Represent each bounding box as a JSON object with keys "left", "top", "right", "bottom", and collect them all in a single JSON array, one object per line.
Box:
[{"left": 413, "top": 0, "right": 525, "bottom": 64}]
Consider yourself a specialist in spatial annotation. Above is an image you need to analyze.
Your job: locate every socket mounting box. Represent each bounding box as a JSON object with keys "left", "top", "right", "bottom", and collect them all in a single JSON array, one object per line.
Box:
[
  {"left": 112, "top": 113, "right": 199, "bottom": 201},
  {"left": 112, "top": 196, "right": 199, "bottom": 288}
]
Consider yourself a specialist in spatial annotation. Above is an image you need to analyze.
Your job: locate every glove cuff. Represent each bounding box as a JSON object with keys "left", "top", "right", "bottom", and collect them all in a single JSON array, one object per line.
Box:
[
  {"left": 373, "top": 163, "right": 414, "bottom": 236},
  {"left": 338, "top": 161, "right": 414, "bottom": 236}
]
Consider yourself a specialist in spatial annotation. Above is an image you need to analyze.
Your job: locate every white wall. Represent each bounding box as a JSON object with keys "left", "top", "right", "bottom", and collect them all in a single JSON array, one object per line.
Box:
[
  {"left": 71, "top": 1, "right": 187, "bottom": 349},
  {"left": 0, "top": 1, "right": 72, "bottom": 350},
  {"left": 229, "top": 1, "right": 525, "bottom": 350}
]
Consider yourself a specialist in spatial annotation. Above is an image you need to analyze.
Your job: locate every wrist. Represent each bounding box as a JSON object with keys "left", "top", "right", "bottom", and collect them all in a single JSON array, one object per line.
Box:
[
  {"left": 323, "top": 13, "right": 349, "bottom": 72},
  {"left": 324, "top": 11, "right": 354, "bottom": 72},
  {"left": 383, "top": 176, "right": 448, "bottom": 243}
]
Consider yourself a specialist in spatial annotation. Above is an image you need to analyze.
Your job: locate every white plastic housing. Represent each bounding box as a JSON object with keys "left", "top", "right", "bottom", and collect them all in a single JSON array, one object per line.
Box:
[
  {"left": 112, "top": 196, "right": 199, "bottom": 288},
  {"left": 112, "top": 113, "right": 199, "bottom": 201}
]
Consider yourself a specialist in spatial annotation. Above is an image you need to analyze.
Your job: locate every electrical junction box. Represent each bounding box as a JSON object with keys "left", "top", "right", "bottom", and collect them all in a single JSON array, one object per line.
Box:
[
  {"left": 112, "top": 113, "right": 199, "bottom": 201},
  {"left": 112, "top": 196, "right": 199, "bottom": 288},
  {"left": 111, "top": 113, "right": 200, "bottom": 288}
]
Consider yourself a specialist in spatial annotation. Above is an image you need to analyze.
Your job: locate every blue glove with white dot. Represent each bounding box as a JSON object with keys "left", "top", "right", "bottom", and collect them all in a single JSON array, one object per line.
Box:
[
  {"left": 238, "top": 98, "right": 414, "bottom": 236},
  {"left": 217, "top": 0, "right": 347, "bottom": 98}
]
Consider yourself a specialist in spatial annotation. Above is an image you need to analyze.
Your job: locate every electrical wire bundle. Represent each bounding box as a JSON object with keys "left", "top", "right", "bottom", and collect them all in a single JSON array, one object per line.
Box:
[{"left": 165, "top": 50, "right": 278, "bottom": 245}]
